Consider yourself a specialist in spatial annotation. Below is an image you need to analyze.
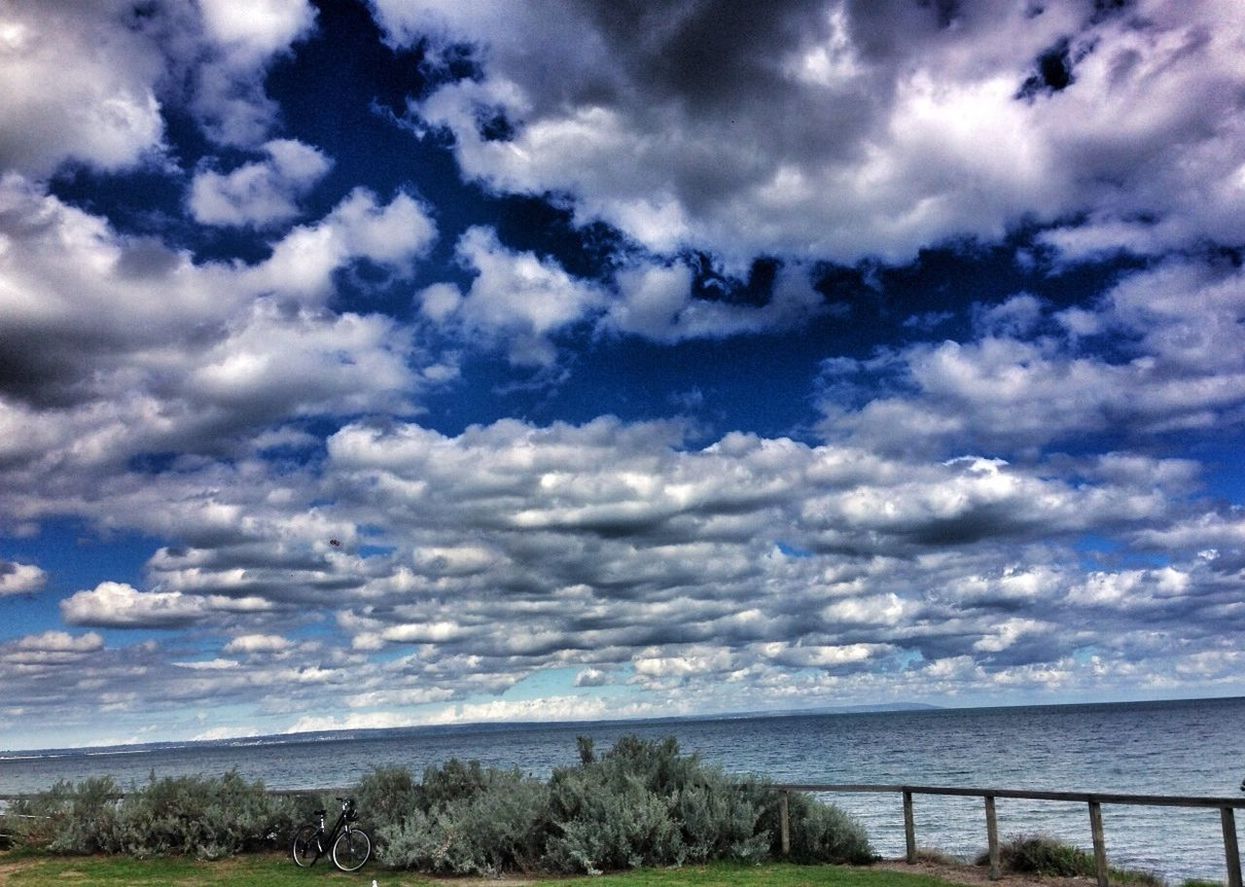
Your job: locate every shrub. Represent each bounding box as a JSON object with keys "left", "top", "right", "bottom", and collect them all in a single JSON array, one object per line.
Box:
[
  {"left": 774, "top": 788, "right": 874, "bottom": 865},
  {"left": 375, "top": 761, "right": 549, "bottom": 875},
  {"left": 14, "top": 771, "right": 296, "bottom": 859},
  {"left": 979, "top": 835, "right": 1162, "bottom": 887},
  {"left": 8, "top": 777, "right": 120, "bottom": 853},
  {"left": 983, "top": 833, "right": 1094, "bottom": 875},
  {"left": 355, "top": 766, "right": 419, "bottom": 831},
  {"left": 543, "top": 765, "right": 683, "bottom": 872},
  {"left": 542, "top": 735, "right": 868, "bottom": 873},
  {"left": 121, "top": 771, "right": 298, "bottom": 858},
  {"left": 11, "top": 735, "right": 873, "bottom": 875}
]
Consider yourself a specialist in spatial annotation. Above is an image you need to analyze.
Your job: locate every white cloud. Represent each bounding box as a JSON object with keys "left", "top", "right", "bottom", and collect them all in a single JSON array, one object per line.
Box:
[
  {"left": 1, "top": 401, "right": 1241, "bottom": 736},
  {"left": 285, "top": 710, "right": 422, "bottom": 733},
  {"left": 224, "top": 634, "right": 291, "bottom": 654},
  {"left": 372, "top": 0, "right": 1245, "bottom": 264},
  {"left": 2, "top": 630, "right": 104, "bottom": 667},
  {"left": 189, "top": 139, "right": 333, "bottom": 228},
  {"left": 0, "top": 559, "right": 46, "bottom": 596},
  {"left": 256, "top": 188, "right": 438, "bottom": 298},
  {"left": 60, "top": 582, "right": 209, "bottom": 628},
  {"left": 420, "top": 695, "right": 652, "bottom": 727},
  {"left": 421, "top": 227, "right": 606, "bottom": 366},
  {"left": 0, "top": 1, "right": 165, "bottom": 177},
  {"left": 175, "top": 658, "right": 240, "bottom": 670},
  {"left": 605, "top": 259, "right": 829, "bottom": 343},
  {"left": 818, "top": 260, "right": 1245, "bottom": 455},
  {"left": 193, "top": 0, "right": 317, "bottom": 146},
  {"left": 0, "top": 178, "right": 441, "bottom": 478},
  {"left": 13, "top": 630, "right": 103, "bottom": 654},
  {"left": 199, "top": 0, "right": 316, "bottom": 64}
]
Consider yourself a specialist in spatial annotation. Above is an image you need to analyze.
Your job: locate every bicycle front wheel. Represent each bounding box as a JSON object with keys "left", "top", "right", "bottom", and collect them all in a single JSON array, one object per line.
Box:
[
  {"left": 332, "top": 827, "right": 371, "bottom": 871},
  {"left": 291, "top": 823, "right": 320, "bottom": 867}
]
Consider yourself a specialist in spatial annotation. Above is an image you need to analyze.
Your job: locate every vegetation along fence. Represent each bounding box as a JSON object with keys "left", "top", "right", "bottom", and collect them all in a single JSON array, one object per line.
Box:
[
  {"left": 4, "top": 782, "right": 1243, "bottom": 885},
  {"left": 773, "top": 783, "right": 1245, "bottom": 887}
]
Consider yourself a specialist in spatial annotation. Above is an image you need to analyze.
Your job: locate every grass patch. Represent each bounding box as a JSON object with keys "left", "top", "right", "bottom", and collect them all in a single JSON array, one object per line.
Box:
[{"left": 0, "top": 855, "right": 969, "bottom": 887}]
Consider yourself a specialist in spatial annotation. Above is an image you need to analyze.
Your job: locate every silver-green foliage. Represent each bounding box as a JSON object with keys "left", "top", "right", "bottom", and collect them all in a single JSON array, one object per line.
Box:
[
  {"left": 370, "top": 735, "right": 870, "bottom": 875},
  {"left": 778, "top": 790, "right": 874, "bottom": 865},
  {"left": 12, "top": 771, "right": 298, "bottom": 859},
  {"left": 367, "top": 762, "right": 549, "bottom": 875},
  {"left": 11, "top": 735, "right": 873, "bottom": 873}
]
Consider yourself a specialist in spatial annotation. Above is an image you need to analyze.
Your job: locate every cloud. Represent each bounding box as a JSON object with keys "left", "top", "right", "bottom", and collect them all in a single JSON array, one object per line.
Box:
[
  {"left": 189, "top": 139, "right": 333, "bottom": 228},
  {"left": 4, "top": 0, "right": 1245, "bottom": 743},
  {"left": 175, "top": 658, "right": 240, "bottom": 670},
  {"left": 420, "top": 227, "right": 606, "bottom": 366},
  {"left": 604, "top": 258, "right": 830, "bottom": 343},
  {"left": 0, "top": 559, "right": 46, "bottom": 596},
  {"left": 253, "top": 187, "right": 439, "bottom": 298},
  {"left": 0, "top": 177, "right": 442, "bottom": 486},
  {"left": 817, "top": 260, "right": 1245, "bottom": 456},
  {"left": 0, "top": 0, "right": 320, "bottom": 179},
  {"left": 1, "top": 405, "right": 1240, "bottom": 738},
  {"left": 61, "top": 582, "right": 211, "bottom": 628},
  {"left": 420, "top": 695, "right": 662, "bottom": 727},
  {"left": 0, "top": 1, "right": 165, "bottom": 177},
  {"left": 421, "top": 239, "right": 835, "bottom": 360},
  {"left": 198, "top": 0, "right": 316, "bottom": 63},
  {"left": 224, "top": 633, "right": 291, "bottom": 654},
  {"left": 193, "top": 0, "right": 318, "bottom": 146},
  {"left": 316, "top": 416, "right": 1208, "bottom": 693},
  {"left": 372, "top": 0, "right": 1245, "bottom": 265},
  {"left": 13, "top": 630, "right": 103, "bottom": 654}
]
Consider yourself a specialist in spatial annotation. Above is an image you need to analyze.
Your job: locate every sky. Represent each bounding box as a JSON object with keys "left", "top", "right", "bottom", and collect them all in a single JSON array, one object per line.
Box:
[{"left": 1, "top": 0, "right": 1244, "bottom": 751}]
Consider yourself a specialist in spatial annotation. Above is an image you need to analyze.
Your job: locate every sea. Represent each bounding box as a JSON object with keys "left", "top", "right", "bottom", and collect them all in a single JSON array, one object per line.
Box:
[{"left": 2, "top": 696, "right": 1243, "bottom": 883}]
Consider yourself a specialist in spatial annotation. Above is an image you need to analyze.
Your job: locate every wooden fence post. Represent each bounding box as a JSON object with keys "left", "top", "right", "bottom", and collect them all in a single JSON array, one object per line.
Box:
[
  {"left": 1222, "top": 806, "right": 1242, "bottom": 887},
  {"left": 1088, "top": 801, "right": 1108, "bottom": 887},
  {"left": 903, "top": 790, "right": 916, "bottom": 864},
  {"left": 984, "top": 794, "right": 1000, "bottom": 880},
  {"left": 780, "top": 790, "right": 790, "bottom": 857}
]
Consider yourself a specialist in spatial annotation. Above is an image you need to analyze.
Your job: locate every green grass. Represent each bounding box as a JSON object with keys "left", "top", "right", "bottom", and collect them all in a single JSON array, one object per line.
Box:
[{"left": 0, "top": 854, "right": 968, "bottom": 887}]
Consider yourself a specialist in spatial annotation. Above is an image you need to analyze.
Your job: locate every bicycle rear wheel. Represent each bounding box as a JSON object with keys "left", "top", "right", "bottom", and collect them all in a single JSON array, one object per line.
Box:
[
  {"left": 291, "top": 823, "right": 320, "bottom": 867},
  {"left": 332, "top": 827, "right": 371, "bottom": 871}
]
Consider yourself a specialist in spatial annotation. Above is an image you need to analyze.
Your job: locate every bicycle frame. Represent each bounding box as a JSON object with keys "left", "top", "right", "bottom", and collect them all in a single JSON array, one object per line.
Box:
[{"left": 309, "top": 799, "right": 355, "bottom": 861}]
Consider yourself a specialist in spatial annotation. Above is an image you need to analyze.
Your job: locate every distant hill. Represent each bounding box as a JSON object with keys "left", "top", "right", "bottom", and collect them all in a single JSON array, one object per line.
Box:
[{"left": 708, "top": 702, "right": 942, "bottom": 720}]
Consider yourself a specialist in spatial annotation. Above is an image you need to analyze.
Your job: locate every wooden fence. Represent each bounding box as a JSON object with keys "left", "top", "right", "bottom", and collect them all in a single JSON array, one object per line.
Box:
[{"left": 774, "top": 783, "right": 1245, "bottom": 887}]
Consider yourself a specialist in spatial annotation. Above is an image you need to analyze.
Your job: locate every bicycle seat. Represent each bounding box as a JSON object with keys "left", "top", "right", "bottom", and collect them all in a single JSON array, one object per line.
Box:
[{"left": 313, "top": 808, "right": 326, "bottom": 816}]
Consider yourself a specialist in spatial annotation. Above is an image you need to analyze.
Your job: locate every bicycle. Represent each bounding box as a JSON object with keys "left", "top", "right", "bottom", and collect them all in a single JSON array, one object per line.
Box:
[{"left": 291, "top": 795, "right": 372, "bottom": 871}]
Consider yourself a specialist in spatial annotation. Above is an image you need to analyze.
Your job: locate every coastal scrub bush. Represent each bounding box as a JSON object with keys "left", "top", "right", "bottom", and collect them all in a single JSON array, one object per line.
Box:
[
  {"left": 9, "top": 776, "right": 121, "bottom": 853},
  {"left": 114, "top": 771, "right": 298, "bottom": 858},
  {"left": 13, "top": 771, "right": 296, "bottom": 859},
  {"left": 371, "top": 761, "right": 549, "bottom": 875},
  {"left": 979, "top": 835, "right": 1162, "bottom": 886},
  {"left": 12, "top": 735, "right": 872, "bottom": 875},
  {"left": 542, "top": 735, "right": 869, "bottom": 873},
  {"left": 773, "top": 788, "right": 874, "bottom": 865},
  {"left": 355, "top": 765, "right": 419, "bottom": 830},
  {"left": 986, "top": 833, "right": 1092, "bottom": 875}
]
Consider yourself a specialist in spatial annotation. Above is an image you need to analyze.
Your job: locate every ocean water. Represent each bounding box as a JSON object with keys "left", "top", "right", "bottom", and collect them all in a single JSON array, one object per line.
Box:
[{"left": 2, "top": 697, "right": 1243, "bottom": 883}]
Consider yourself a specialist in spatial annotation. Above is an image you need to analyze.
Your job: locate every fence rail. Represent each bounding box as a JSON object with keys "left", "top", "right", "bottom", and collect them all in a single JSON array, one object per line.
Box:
[{"left": 774, "top": 783, "right": 1245, "bottom": 887}]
